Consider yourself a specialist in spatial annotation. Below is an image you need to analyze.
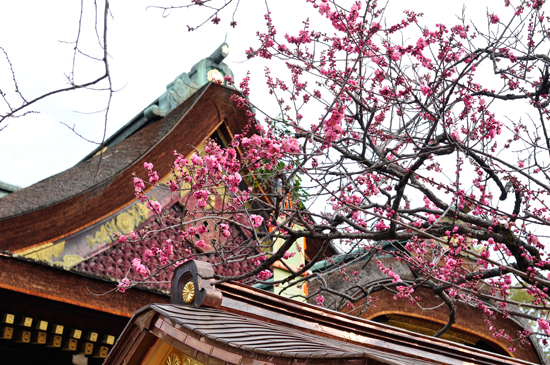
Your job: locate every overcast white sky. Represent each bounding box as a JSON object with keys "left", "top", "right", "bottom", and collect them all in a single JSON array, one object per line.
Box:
[{"left": 0, "top": 0, "right": 517, "bottom": 188}]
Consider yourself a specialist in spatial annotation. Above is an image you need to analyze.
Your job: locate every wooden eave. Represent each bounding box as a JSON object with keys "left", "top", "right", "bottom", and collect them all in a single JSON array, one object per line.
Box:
[{"left": 0, "top": 253, "right": 170, "bottom": 360}]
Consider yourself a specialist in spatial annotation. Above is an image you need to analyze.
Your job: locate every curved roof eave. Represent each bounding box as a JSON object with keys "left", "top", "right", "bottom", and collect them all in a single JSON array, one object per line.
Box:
[{"left": 0, "top": 83, "right": 250, "bottom": 252}]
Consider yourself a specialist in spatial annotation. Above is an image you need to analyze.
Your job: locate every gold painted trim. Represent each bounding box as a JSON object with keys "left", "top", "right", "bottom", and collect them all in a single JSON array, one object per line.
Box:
[
  {"left": 21, "top": 241, "right": 65, "bottom": 262},
  {"left": 16, "top": 242, "right": 55, "bottom": 256}
]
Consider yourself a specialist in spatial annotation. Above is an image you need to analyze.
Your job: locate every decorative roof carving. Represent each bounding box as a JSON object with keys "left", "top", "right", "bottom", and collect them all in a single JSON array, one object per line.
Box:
[
  {"left": 144, "top": 42, "right": 233, "bottom": 121},
  {"left": 170, "top": 260, "right": 222, "bottom": 308},
  {"left": 86, "top": 201, "right": 150, "bottom": 248}
]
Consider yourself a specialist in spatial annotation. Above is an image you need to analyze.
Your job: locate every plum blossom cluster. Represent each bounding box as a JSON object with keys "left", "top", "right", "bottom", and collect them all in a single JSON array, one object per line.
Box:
[
  {"left": 132, "top": 258, "right": 148, "bottom": 276},
  {"left": 257, "top": 270, "right": 273, "bottom": 281},
  {"left": 117, "top": 278, "right": 131, "bottom": 293},
  {"left": 241, "top": 132, "right": 301, "bottom": 170}
]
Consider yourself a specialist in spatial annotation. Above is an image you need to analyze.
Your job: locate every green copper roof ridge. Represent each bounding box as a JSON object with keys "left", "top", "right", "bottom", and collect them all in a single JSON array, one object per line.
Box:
[
  {"left": 81, "top": 41, "right": 233, "bottom": 162},
  {"left": 0, "top": 180, "right": 18, "bottom": 193},
  {"left": 252, "top": 241, "right": 399, "bottom": 291}
]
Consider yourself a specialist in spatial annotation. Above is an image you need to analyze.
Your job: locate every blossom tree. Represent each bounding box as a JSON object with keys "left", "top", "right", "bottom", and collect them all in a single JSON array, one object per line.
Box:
[
  {"left": 120, "top": 0, "right": 550, "bottom": 352},
  {"left": 10, "top": 0, "right": 550, "bottom": 352},
  {"left": 124, "top": 0, "right": 550, "bottom": 348}
]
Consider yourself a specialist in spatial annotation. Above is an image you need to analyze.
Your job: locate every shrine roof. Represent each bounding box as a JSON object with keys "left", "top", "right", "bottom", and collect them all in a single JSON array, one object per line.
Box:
[
  {"left": 105, "top": 260, "right": 540, "bottom": 365},
  {"left": 0, "top": 83, "right": 249, "bottom": 253},
  {"left": 147, "top": 303, "right": 436, "bottom": 364}
]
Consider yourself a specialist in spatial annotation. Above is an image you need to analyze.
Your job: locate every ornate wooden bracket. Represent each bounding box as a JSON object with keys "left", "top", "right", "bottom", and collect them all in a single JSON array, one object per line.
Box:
[{"left": 170, "top": 260, "right": 222, "bottom": 308}]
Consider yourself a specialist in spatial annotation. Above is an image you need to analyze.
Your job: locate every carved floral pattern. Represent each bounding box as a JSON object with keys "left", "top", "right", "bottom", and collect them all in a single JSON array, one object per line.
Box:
[
  {"left": 86, "top": 202, "right": 149, "bottom": 248},
  {"left": 166, "top": 353, "right": 181, "bottom": 365}
]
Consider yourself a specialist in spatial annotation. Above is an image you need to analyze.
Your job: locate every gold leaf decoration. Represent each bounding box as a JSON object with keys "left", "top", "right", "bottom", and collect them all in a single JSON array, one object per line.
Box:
[
  {"left": 98, "top": 346, "right": 109, "bottom": 358},
  {"left": 87, "top": 202, "right": 149, "bottom": 248},
  {"left": 166, "top": 353, "right": 182, "bottom": 365},
  {"left": 23, "top": 241, "right": 65, "bottom": 263},
  {"left": 182, "top": 282, "right": 195, "bottom": 304},
  {"left": 342, "top": 331, "right": 361, "bottom": 342},
  {"left": 182, "top": 354, "right": 206, "bottom": 365},
  {"left": 207, "top": 69, "right": 223, "bottom": 82},
  {"left": 52, "top": 335, "right": 62, "bottom": 347},
  {"left": 58, "top": 254, "right": 85, "bottom": 268}
]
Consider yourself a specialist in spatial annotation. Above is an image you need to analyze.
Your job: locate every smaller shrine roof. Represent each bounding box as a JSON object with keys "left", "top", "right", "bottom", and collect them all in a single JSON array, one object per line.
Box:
[
  {"left": 105, "top": 260, "right": 540, "bottom": 365},
  {"left": 146, "top": 303, "right": 436, "bottom": 365}
]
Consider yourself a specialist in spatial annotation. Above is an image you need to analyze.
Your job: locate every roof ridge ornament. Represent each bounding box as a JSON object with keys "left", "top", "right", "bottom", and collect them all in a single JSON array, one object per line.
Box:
[
  {"left": 170, "top": 260, "right": 223, "bottom": 308},
  {"left": 144, "top": 42, "right": 233, "bottom": 121}
]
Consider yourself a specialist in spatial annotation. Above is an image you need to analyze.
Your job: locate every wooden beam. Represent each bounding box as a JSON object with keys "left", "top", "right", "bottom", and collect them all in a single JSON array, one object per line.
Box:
[{"left": 0, "top": 256, "right": 168, "bottom": 320}]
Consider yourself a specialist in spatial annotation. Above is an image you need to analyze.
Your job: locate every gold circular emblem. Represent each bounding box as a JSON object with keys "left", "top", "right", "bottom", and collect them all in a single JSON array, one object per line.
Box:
[
  {"left": 116, "top": 212, "right": 135, "bottom": 234},
  {"left": 207, "top": 69, "right": 224, "bottom": 82},
  {"left": 166, "top": 353, "right": 182, "bottom": 365},
  {"left": 182, "top": 281, "right": 195, "bottom": 304}
]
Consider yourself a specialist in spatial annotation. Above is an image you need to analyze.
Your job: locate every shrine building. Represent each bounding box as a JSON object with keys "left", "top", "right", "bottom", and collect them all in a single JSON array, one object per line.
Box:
[{"left": 0, "top": 43, "right": 547, "bottom": 365}]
